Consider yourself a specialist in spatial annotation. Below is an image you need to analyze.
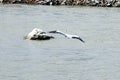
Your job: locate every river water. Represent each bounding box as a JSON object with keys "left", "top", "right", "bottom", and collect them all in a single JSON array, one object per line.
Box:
[{"left": 0, "top": 4, "right": 120, "bottom": 80}]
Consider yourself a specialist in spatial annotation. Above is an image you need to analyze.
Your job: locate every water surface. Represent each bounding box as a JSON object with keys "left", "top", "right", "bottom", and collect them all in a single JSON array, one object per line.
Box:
[{"left": 0, "top": 4, "right": 120, "bottom": 80}]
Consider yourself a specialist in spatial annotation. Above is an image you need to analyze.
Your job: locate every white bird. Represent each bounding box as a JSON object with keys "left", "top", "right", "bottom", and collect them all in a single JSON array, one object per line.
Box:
[
  {"left": 25, "top": 28, "right": 54, "bottom": 40},
  {"left": 49, "top": 30, "right": 85, "bottom": 43},
  {"left": 27, "top": 28, "right": 44, "bottom": 39}
]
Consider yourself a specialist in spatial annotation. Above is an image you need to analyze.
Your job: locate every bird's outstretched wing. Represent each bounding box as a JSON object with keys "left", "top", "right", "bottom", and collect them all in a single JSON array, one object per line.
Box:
[
  {"left": 48, "top": 30, "right": 57, "bottom": 33},
  {"left": 48, "top": 30, "right": 67, "bottom": 37},
  {"left": 72, "top": 37, "right": 85, "bottom": 43},
  {"left": 49, "top": 30, "right": 85, "bottom": 43}
]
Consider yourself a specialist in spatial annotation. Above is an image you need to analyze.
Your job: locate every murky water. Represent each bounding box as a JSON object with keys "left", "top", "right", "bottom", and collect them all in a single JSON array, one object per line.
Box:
[{"left": 0, "top": 4, "right": 120, "bottom": 80}]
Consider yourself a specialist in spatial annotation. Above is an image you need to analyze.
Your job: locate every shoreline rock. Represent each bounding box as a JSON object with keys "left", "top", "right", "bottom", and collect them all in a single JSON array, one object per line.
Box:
[{"left": 1, "top": 0, "right": 120, "bottom": 7}]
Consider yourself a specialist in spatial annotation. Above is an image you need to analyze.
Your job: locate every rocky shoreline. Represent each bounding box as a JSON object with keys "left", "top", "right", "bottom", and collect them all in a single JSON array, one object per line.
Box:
[{"left": 0, "top": 0, "right": 120, "bottom": 7}]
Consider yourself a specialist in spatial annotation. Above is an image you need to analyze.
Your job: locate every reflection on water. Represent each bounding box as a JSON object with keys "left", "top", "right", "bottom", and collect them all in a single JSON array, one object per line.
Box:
[{"left": 0, "top": 4, "right": 120, "bottom": 80}]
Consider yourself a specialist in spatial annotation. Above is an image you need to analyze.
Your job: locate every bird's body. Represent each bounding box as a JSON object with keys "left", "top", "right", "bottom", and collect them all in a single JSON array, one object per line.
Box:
[
  {"left": 49, "top": 30, "right": 85, "bottom": 43},
  {"left": 26, "top": 28, "right": 44, "bottom": 39},
  {"left": 25, "top": 28, "right": 54, "bottom": 40}
]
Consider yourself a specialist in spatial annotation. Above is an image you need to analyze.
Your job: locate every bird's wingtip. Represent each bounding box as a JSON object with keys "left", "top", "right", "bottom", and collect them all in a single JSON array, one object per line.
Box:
[
  {"left": 79, "top": 38, "right": 85, "bottom": 43},
  {"left": 82, "top": 40, "right": 85, "bottom": 43},
  {"left": 72, "top": 37, "right": 85, "bottom": 43}
]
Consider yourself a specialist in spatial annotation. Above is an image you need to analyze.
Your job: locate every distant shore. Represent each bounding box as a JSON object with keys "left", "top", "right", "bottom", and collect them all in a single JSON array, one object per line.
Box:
[{"left": 0, "top": 0, "right": 120, "bottom": 7}]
